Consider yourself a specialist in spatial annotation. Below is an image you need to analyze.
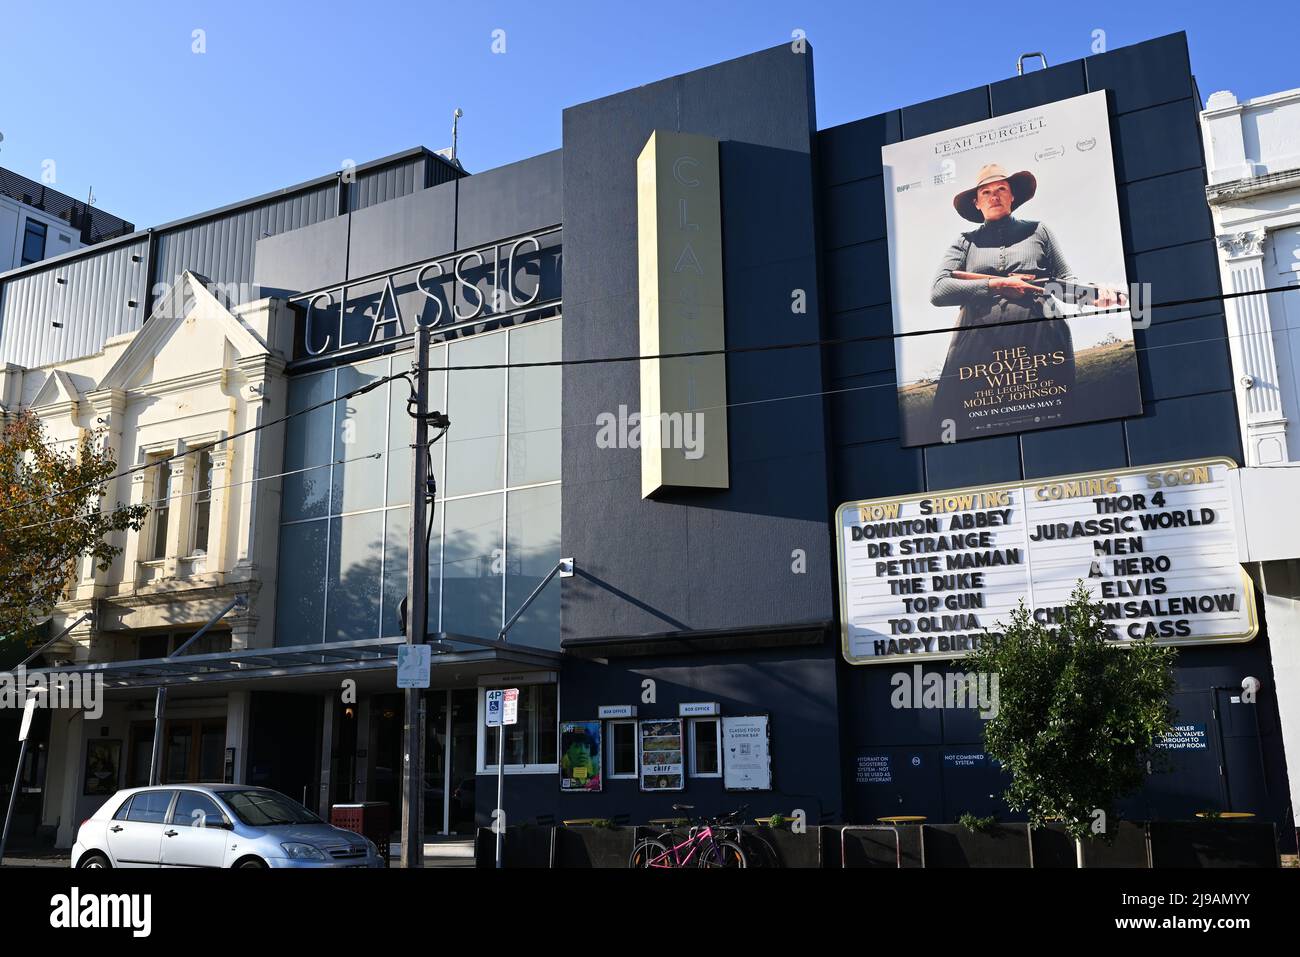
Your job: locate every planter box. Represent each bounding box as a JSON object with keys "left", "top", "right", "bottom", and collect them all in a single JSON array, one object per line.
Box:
[
  {"left": 1029, "top": 822, "right": 1149, "bottom": 868},
  {"left": 474, "top": 826, "right": 554, "bottom": 868},
  {"left": 553, "top": 826, "right": 636, "bottom": 868},
  {"left": 1149, "top": 822, "right": 1279, "bottom": 868},
  {"left": 742, "top": 825, "right": 822, "bottom": 868},
  {"left": 922, "top": 824, "right": 1032, "bottom": 868},
  {"left": 1083, "top": 822, "right": 1150, "bottom": 868}
]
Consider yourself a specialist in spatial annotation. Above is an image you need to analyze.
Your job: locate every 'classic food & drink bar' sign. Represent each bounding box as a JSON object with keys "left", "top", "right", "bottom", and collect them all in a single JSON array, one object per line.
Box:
[{"left": 835, "top": 458, "right": 1256, "bottom": 665}]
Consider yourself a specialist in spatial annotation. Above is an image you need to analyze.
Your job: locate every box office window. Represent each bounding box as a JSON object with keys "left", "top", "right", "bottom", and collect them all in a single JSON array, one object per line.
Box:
[
  {"left": 688, "top": 718, "right": 721, "bottom": 778},
  {"left": 479, "top": 683, "right": 558, "bottom": 773},
  {"left": 607, "top": 720, "right": 638, "bottom": 779},
  {"left": 275, "top": 319, "right": 562, "bottom": 649}
]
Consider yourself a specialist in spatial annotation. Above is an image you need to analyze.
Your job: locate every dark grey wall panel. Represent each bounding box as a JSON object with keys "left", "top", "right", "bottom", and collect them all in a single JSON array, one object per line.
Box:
[
  {"left": 1085, "top": 32, "right": 1195, "bottom": 115},
  {"left": 1136, "top": 312, "right": 1234, "bottom": 402},
  {"left": 1119, "top": 168, "right": 1214, "bottom": 253},
  {"left": 346, "top": 181, "right": 457, "bottom": 280},
  {"left": 900, "top": 85, "right": 989, "bottom": 138},
  {"left": 151, "top": 183, "right": 337, "bottom": 314},
  {"left": 455, "top": 150, "right": 563, "bottom": 249},
  {"left": 923, "top": 434, "right": 1022, "bottom": 489},
  {"left": 989, "top": 59, "right": 1087, "bottom": 116},
  {"left": 1021, "top": 419, "right": 1129, "bottom": 478},
  {"left": 822, "top": 176, "right": 885, "bottom": 249},
  {"left": 835, "top": 439, "right": 924, "bottom": 501},
  {"left": 560, "top": 44, "right": 833, "bottom": 640},
  {"left": 1112, "top": 99, "right": 1205, "bottom": 183},
  {"left": 253, "top": 215, "right": 351, "bottom": 299},
  {"left": 817, "top": 111, "right": 900, "bottom": 186},
  {"left": 0, "top": 236, "right": 148, "bottom": 367},
  {"left": 1124, "top": 391, "right": 1241, "bottom": 464}
]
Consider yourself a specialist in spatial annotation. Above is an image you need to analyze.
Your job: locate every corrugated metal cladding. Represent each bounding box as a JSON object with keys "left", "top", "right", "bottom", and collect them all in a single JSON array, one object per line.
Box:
[
  {"left": 349, "top": 157, "right": 422, "bottom": 212},
  {"left": 150, "top": 182, "right": 338, "bottom": 316},
  {"left": 0, "top": 236, "right": 148, "bottom": 368}
]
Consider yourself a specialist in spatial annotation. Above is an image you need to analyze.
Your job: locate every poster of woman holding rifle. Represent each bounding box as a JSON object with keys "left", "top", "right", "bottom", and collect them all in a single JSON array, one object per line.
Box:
[{"left": 881, "top": 92, "right": 1143, "bottom": 446}]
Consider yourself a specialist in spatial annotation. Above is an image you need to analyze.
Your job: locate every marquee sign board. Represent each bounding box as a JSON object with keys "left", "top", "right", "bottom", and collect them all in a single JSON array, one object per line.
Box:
[{"left": 836, "top": 458, "right": 1256, "bottom": 665}]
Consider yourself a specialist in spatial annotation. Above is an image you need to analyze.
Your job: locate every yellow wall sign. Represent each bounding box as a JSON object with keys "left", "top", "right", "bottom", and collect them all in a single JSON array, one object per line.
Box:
[
  {"left": 835, "top": 458, "right": 1257, "bottom": 664},
  {"left": 636, "top": 130, "right": 730, "bottom": 498}
]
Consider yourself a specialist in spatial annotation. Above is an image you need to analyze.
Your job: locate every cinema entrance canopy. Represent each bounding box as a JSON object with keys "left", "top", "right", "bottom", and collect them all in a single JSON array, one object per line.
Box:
[{"left": 26, "top": 634, "right": 562, "bottom": 694}]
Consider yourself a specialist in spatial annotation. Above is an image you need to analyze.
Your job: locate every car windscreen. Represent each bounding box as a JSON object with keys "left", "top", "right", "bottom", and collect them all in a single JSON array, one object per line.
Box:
[{"left": 220, "top": 790, "right": 321, "bottom": 826}]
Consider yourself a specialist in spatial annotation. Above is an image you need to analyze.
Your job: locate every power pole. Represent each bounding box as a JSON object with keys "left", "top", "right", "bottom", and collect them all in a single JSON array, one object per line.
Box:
[{"left": 401, "top": 322, "right": 432, "bottom": 867}]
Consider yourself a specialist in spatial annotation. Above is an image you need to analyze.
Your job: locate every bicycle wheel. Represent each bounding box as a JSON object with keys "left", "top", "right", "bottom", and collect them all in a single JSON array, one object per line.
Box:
[
  {"left": 696, "top": 839, "right": 747, "bottom": 868},
  {"left": 629, "top": 839, "right": 673, "bottom": 868}
]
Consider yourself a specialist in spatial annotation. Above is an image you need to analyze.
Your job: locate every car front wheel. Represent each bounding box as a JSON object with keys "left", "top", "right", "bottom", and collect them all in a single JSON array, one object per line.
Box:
[
  {"left": 77, "top": 852, "right": 111, "bottom": 869},
  {"left": 235, "top": 857, "right": 268, "bottom": 869}
]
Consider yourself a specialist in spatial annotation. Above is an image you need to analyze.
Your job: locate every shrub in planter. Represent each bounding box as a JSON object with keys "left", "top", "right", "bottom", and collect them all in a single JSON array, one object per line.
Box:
[{"left": 960, "top": 584, "right": 1178, "bottom": 866}]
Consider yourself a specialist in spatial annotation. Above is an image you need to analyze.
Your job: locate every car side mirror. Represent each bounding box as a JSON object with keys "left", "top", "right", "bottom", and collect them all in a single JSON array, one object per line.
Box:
[{"left": 209, "top": 820, "right": 235, "bottom": 830}]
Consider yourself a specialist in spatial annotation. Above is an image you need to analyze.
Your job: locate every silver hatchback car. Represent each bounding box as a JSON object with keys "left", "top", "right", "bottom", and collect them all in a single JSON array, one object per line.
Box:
[{"left": 72, "top": 785, "right": 386, "bottom": 868}]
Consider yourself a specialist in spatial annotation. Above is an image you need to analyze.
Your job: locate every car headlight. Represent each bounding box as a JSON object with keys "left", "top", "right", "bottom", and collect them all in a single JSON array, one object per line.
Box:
[
  {"left": 364, "top": 838, "right": 379, "bottom": 856},
  {"left": 280, "top": 842, "right": 326, "bottom": 861}
]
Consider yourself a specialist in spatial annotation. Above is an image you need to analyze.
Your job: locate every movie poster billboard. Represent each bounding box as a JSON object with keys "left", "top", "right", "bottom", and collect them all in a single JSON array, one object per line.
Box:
[
  {"left": 881, "top": 91, "right": 1142, "bottom": 447},
  {"left": 639, "top": 719, "right": 684, "bottom": 791},
  {"left": 559, "top": 720, "right": 603, "bottom": 792}
]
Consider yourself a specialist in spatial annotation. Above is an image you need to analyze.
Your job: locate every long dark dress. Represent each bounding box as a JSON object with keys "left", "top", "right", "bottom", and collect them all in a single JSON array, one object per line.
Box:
[{"left": 928, "top": 216, "right": 1077, "bottom": 437}]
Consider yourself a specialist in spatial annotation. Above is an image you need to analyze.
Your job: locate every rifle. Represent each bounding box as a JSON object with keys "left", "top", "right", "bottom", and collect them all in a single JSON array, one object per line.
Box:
[{"left": 950, "top": 270, "right": 1124, "bottom": 303}]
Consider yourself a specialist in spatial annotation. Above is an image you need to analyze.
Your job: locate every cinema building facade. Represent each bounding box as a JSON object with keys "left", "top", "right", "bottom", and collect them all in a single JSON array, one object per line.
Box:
[{"left": 1, "top": 31, "right": 1295, "bottom": 855}]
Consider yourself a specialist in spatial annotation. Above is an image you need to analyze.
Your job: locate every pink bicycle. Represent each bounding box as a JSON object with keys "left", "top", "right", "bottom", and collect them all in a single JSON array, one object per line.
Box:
[{"left": 629, "top": 805, "right": 748, "bottom": 868}]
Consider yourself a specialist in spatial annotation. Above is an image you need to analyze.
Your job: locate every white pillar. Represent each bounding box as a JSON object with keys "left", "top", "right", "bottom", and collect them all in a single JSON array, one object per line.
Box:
[
  {"left": 54, "top": 711, "right": 85, "bottom": 849},
  {"left": 225, "top": 692, "right": 251, "bottom": 784},
  {"left": 1218, "top": 231, "right": 1290, "bottom": 465}
]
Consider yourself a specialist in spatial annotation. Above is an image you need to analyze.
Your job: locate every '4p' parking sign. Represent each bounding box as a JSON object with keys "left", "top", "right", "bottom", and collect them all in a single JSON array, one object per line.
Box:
[{"left": 485, "top": 688, "right": 519, "bottom": 727}]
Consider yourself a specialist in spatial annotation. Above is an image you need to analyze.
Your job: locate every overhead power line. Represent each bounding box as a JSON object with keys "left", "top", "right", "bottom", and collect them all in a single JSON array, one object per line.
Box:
[{"left": 2, "top": 280, "right": 1298, "bottom": 519}]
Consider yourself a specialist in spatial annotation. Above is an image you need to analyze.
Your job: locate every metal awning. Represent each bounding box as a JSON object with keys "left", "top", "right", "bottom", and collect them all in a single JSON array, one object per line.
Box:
[
  {"left": 20, "top": 633, "right": 562, "bottom": 691},
  {"left": 561, "top": 620, "right": 833, "bottom": 659}
]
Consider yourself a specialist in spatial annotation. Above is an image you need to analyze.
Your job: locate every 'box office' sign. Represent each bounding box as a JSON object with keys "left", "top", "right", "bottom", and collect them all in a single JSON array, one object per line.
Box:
[{"left": 836, "top": 458, "right": 1257, "bottom": 665}]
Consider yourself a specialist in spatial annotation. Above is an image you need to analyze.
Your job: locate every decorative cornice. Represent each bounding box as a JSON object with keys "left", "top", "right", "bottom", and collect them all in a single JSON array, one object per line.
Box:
[
  {"left": 1217, "top": 230, "right": 1267, "bottom": 259},
  {"left": 1207, "top": 166, "right": 1300, "bottom": 205}
]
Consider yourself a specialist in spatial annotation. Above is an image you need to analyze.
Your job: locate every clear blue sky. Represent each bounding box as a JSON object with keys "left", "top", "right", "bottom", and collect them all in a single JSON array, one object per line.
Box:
[{"left": 0, "top": 0, "right": 1290, "bottom": 230}]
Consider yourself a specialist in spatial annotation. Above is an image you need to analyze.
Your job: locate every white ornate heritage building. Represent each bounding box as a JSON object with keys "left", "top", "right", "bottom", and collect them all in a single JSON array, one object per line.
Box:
[
  {"left": 1203, "top": 85, "right": 1300, "bottom": 835},
  {"left": 0, "top": 274, "right": 291, "bottom": 845}
]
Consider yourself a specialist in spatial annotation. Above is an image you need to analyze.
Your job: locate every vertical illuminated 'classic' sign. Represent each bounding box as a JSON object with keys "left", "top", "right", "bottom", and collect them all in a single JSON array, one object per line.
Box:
[{"left": 636, "top": 130, "right": 730, "bottom": 498}]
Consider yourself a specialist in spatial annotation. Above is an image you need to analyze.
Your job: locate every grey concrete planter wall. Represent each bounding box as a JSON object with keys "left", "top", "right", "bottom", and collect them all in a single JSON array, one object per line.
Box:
[
  {"left": 922, "top": 824, "right": 1032, "bottom": 868},
  {"left": 553, "top": 826, "right": 637, "bottom": 868},
  {"left": 474, "top": 826, "right": 554, "bottom": 868},
  {"left": 1149, "top": 822, "right": 1279, "bottom": 868}
]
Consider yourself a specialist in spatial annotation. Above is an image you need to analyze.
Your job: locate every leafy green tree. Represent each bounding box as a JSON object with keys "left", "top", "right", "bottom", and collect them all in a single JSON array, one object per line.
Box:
[
  {"left": 961, "top": 582, "right": 1177, "bottom": 846},
  {"left": 0, "top": 411, "right": 148, "bottom": 653}
]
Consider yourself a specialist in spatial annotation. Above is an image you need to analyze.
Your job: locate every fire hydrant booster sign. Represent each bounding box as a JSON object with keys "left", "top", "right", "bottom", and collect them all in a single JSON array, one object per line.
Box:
[
  {"left": 835, "top": 459, "right": 1257, "bottom": 665},
  {"left": 882, "top": 91, "right": 1143, "bottom": 447}
]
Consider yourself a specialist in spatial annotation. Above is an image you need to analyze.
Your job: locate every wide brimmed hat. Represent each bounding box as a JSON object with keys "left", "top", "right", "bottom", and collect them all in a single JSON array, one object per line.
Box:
[{"left": 953, "top": 163, "right": 1037, "bottom": 223}]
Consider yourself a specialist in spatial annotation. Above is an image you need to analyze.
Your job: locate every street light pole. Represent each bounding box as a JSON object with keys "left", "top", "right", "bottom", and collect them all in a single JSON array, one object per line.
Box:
[{"left": 401, "top": 322, "right": 432, "bottom": 868}]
